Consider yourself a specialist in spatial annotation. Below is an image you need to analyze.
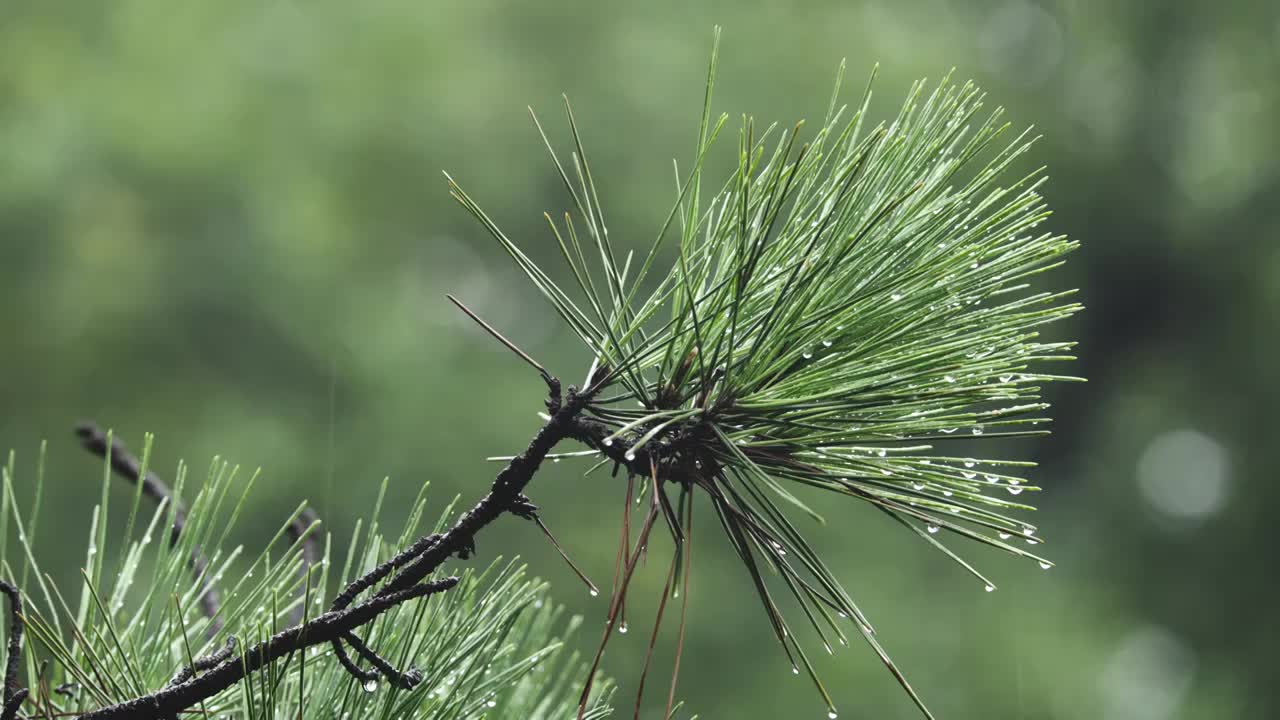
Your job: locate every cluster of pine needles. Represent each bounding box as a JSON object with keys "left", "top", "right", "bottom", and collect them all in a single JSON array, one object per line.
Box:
[{"left": 453, "top": 29, "right": 1080, "bottom": 720}]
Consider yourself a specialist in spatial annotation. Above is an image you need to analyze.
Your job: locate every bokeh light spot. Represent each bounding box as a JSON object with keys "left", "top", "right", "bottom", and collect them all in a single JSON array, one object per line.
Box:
[{"left": 1136, "top": 429, "right": 1230, "bottom": 522}]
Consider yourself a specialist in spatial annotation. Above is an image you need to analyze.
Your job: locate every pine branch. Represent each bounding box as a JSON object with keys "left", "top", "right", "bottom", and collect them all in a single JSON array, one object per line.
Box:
[
  {"left": 67, "top": 378, "right": 601, "bottom": 719},
  {"left": 449, "top": 30, "right": 1081, "bottom": 719}
]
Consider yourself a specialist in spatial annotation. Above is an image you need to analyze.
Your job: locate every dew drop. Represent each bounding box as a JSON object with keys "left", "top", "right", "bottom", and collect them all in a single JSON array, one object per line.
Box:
[
  {"left": 1022, "top": 526, "right": 1035, "bottom": 536},
  {"left": 877, "top": 449, "right": 887, "bottom": 457},
  {"left": 998, "top": 532, "right": 1011, "bottom": 540},
  {"left": 939, "top": 428, "right": 957, "bottom": 434},
  {"left": 944, "top": 375, "right": 956, "bottom": 383},
  {"left": 618, "top": 622, "right": 629, "bottom": 634},
  {"left": 961, "top": 471, "right": 976, "bottom": 480},
  {"left": 553, "top": 458, "right": 561, "bottom": 463},
  {"left": 589, "top": 588, "right": 599, "bottom": 597},
  {"left": 963, "top": 459, "right": 976, "bottom": 468},
  {"left": 362, "top": 679, "right": 378, "bottom": 693},
  {"left": 971, "top": 426, "right": 984, "bottom": 436},
  {"left": 942, "top": 489, "right": 953, "bottom": 497},
  {"left": 1038, "top": 561, "right": 1052, "bottom": 570},
  {"left": 891, "top": 293, "right": 902, "bottom": 301},
  {"left": 984, "top": 584, "right": 995, "bottom": 593},
  {"left": 487, "top": 700, "right": 498, "bottom": 708},
  {"left": 624, "top": 451, "right": 636, "bottom": 461},
  {"left": 822, "top": 339, "right": 833, "bottom": 348},
  {"left": 984, "top": 474, "right": 999, "bottom": 483},
  {"left": 792, "top": 665, "right": 800, "bottom": 675},
  {"left": 911, "top": 482, "right": 925, "bottom": 491},
  {"left": 828, "top": 711, "right": 839, "bottom": 719},
  {"left": 603, "top": 438, "right": 614, "bottom": 447},
  {"left": 1007, "top": 486, "right": 1024, "bottom": 495},
  {"left": 926, "top": 523, "right": 940, "bottom": 534},
  {"left": 803, "top": 352, "right": 814, "bottom": 360}
]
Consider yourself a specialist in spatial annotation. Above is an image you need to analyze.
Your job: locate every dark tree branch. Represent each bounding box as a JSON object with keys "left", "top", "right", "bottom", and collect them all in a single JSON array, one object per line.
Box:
[
  {"left": 165, "top": 636, "right": 237, "bottom": 688},
  {"left": 75, "top": 577, "right": 458, "bottom": 720},
  {"left": 74, "top": 424, "right": 223, "bottom": 633},
  {"left": 74, "top": 380, "right": 601, "bottom": 719},
  {"left": 0, "top": 580, "right": 28, "bottom": 720}
]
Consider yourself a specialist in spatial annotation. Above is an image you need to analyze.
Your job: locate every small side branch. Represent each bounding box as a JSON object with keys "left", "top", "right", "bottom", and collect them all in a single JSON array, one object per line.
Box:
[
  {"left": 0, "top": 581, "right": 29, "bottom": 720},
  {"left": 74, "top": 424, "right": 223, "bottom": 633}
]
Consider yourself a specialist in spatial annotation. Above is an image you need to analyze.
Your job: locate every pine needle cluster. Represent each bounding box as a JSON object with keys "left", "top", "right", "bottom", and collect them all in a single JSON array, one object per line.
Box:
[
  {"left": 450, "top": 29, "right": 1080, "bottom": 718},
  {"left": 0, "top": 441, "right": 614, "bottom": 719}
]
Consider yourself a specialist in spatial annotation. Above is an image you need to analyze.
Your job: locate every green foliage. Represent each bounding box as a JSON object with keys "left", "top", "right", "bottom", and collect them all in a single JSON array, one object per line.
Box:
[
  {"left": 0, "top": 439, "right": 614, "bottom": 718},
  {"left": 450, "top": 33, "right": 1079, "bottom": 719}
]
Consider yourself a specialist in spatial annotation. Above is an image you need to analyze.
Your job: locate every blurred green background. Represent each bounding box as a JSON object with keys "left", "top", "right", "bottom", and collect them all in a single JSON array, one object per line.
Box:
[{"left": 2, "top": 1, "right": 1276, "bottom": 717}]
